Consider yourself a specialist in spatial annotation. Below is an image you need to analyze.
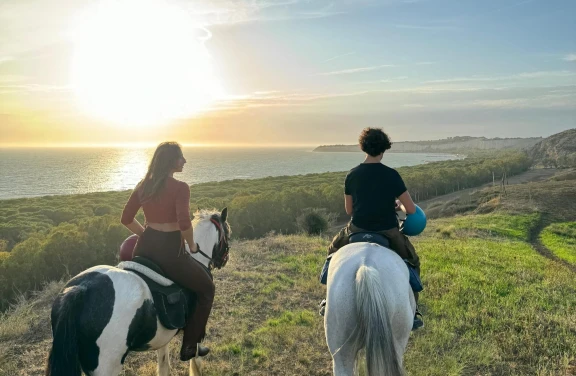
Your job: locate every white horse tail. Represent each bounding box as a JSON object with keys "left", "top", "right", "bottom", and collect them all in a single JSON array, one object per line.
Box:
[
  {"left": 45, "top": 285, "right": 86, "bottom": 376},
  {"left": 353, "top": 265, "right": 404, "bottom": 376}
]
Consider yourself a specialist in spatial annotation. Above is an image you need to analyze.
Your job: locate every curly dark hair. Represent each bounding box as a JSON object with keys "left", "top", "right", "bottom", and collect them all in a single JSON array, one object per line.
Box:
[{"left": 358, "top": 127, "right": 392, "bottom": 156}]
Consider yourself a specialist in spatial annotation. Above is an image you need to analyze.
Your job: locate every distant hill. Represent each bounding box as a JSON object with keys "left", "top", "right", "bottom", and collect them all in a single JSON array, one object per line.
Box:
[
  {"left": 528, "top": 128, "right": 576, "bottom": 167},
  {"left": 314, "top": 136, "right": 542, "bottom": 153}
]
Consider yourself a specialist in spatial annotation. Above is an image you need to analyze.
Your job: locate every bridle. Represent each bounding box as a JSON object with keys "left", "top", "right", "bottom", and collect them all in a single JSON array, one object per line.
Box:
[{"left": 194, "top": 217, "right": 230, "bottom": 271}]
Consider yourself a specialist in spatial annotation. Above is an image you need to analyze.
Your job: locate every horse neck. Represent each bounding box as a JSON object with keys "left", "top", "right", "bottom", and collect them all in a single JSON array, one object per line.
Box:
[{"left": 189, "top": 220, "right": 218, "bottom": 269}]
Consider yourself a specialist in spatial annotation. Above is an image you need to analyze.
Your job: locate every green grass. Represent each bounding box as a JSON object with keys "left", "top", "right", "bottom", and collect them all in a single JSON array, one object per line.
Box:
[
  {"left": 541, "top": 222, "right": 576, "bottom": 265},
  {"left": 408, "top": 236, "right": 576, "bottom": 375},
  {"left": 433, "top": 213, "right": 540, "bottom": 241},
  {"left": 2, "top": 213, "right": 576, "bottom": 375}
]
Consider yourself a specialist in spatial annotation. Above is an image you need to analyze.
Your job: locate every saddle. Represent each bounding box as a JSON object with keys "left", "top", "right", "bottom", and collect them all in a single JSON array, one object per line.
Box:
[
  {"left": 320, "top": 232, "right": 423, "bottom": 293},
  {"left": 119, "top": 257, "right": 198, "bottom": 330}
]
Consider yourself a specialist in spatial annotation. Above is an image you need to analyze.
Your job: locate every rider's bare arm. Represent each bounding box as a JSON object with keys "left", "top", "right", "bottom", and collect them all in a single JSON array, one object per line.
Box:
[
  {"left": 181, "top": 227, "right": 198, "bottom": 253},
  {"left": 397, "top": 191, "right": 416, "bottom": 215},
  {"left": 123, "top": 219, "right": 145, "bottom": 236},
  {"left": 175, "top": 183, "right": 197, "bottom": 252},
  {"left": 345, "top": 194, "right": 353, "bottom": 215}
]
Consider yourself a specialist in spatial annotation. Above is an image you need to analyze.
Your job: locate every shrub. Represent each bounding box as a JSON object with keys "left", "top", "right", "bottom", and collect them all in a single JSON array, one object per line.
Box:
[
  {"left": 296, "top": 208, "right": 335, "bottom": 235},
  {"left": 93, "top": 205, "right": 113, "bottom": 216}
]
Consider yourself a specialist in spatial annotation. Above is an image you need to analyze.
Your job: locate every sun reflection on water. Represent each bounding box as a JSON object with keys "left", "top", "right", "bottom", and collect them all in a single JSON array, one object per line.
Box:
[{"left": 105, "top": 148, "right": 152, "bottom": 191}]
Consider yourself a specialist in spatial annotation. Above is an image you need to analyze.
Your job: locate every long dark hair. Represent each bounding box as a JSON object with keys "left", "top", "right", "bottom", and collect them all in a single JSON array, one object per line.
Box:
[{"left": 138, "top": 142, "right": 183, "bottom": 202}]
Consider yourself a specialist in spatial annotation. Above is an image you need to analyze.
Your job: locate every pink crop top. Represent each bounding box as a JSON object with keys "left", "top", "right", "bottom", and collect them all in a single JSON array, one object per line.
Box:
[{"left": 121, "top": 177, "right": 192, "bottom": 231}]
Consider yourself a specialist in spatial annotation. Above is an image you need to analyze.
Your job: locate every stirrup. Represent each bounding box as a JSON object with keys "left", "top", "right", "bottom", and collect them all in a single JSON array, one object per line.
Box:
[
  {"left": 318, "top": 299, "right": 326, "bottom": 316},
  {"left": 412, "top": 310, "right": 424, "bottom": 331},
  {"left": 180, "top": 344, "right": 210, "bottom": 361}
]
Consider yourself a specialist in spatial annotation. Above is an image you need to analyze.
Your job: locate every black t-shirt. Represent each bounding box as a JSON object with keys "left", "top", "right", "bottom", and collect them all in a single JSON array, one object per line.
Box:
[{"left": 345, "top": 163, "right": 407, "bottom": 231}]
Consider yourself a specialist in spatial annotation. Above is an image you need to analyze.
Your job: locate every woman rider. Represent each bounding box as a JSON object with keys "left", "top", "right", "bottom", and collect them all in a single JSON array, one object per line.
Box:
[{"left": 121, "top": 141, "right": 214, "bottom": 360}]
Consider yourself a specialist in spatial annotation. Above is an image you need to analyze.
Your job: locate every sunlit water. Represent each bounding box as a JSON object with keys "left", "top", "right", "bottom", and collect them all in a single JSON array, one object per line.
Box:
[{"left": 0, "top": 147, "right": 461, "bottom": 199}]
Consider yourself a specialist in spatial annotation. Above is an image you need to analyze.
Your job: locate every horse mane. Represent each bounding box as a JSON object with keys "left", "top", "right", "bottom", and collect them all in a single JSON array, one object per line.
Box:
[
  {"left": 193, "top": 209, "right": 231, "bottom": 236},
  {"left": 193, "top": 209, "right": 221, "bottom": 224}
]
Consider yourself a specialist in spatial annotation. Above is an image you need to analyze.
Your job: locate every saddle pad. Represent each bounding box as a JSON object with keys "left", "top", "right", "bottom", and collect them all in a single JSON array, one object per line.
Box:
[
  {"left": 117, "top": 261, "right": 174, "bottom": 286},
  {"left": 319, "top": 254, "right": 332, "bottom": 285},
  {"left": 349, "top": 232, "right": 390, "bottom": 248},
  {"left": 121, "top": 265, "right": 197, "bottom": 330}
]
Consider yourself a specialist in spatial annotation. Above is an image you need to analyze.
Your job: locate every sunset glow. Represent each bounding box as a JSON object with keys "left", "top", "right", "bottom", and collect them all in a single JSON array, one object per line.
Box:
[
  {"left": 69, "top": 0, "right": 224, "bottom": 126},
  {"left": 0, "top": 0, "right": 574, "bottom": 145}
]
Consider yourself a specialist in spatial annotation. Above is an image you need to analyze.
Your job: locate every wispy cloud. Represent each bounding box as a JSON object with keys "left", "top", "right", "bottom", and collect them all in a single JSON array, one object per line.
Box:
[
  {"left": 317, "top": 64, "right": 396, "bottom": 76},
  {"left": 352, "top": 76, "right": 409, "bottom": 85},
  {"left": 424, "top": 71, "right": 576, "bottom": 84},
  {"left": 0, "top": 84, "right": 70, "bottom": 94},
  {"left": 323, "top": 52, "right": 356, "bottom": 63},
  {"left": 563, "top": 54, "right": 576, "bottom": 62},
  {"left": 390, "top": 24, "right": 457, "bottom": 31},
  {"left": 467, "top": 94, "right": 576, "bottom": 109},
  {"left": 184, "top": 0, "right": 345, "bottom": 25},
  {"left": 0, "top": 75, "right": 28, "bottom": 83},
  {"left": 209, "top": 84, "right": 576, "bottom": 113},
  {"left": 0, "top": 56, "right": 15, "bottom": 65}
]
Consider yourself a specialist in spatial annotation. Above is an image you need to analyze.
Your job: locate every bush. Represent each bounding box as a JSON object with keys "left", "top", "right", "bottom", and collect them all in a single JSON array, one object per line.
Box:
[
  {"left": 0, "top": 215, "right": 128, "bottom": 310},
  {"left": 93, "top": 205, "right": 113, "bottom": 216},
  {"left": 296, "top": 208, "right": 335, "bottom": 235}
]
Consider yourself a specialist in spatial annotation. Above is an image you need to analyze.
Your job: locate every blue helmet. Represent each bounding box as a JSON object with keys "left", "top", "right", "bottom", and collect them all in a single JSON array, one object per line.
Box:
[{"left": 402, "top": 205, "right": 427, "bottom": 236}]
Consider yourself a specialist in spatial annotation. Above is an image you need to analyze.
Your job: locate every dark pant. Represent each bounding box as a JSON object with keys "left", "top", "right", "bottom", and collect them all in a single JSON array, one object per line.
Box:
[
  {"left": 328, "top": 222, "right": 421, "bottom": 273},
  {"left": 133, "top": 227, "right": 215, "bottom": 349}
]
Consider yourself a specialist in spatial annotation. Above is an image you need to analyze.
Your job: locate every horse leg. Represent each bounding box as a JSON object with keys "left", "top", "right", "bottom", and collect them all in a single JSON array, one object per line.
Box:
[
  {"left": 325, "top": 276, "right": 358, "bottom": 376},
  {"left": 157, "top": 345, "right": 171, "bottom": 376},
  {"left": 189, "top": 356, "right": 202, "bottom": 376},
  {"left": 332, "top": 348, "right": 356, "bottom": 376},
  {"left": 326, "top": 302, "right": 357, "bottom": 376},
  {"left": 90, "top": 355, "right": 124, "bottom": 376}
]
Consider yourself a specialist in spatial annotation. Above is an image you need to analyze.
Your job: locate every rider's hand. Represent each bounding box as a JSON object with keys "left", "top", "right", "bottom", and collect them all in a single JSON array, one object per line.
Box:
[
  {"left": 190, "top": 242, "right": 198, "bottom": 253},
  {"left": 395, "top": 200, "right": 402, "bottom": 211}
]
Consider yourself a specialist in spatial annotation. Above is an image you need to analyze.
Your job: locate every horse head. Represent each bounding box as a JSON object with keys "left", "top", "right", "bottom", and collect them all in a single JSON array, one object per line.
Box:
[{"left": 188, "top": 207, "right": 231, "bottom": 270}]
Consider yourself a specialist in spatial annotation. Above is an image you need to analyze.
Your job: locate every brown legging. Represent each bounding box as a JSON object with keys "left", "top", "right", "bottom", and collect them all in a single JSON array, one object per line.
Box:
[{"left": 133, "top": 227, "right": 214, "bottom": 348}]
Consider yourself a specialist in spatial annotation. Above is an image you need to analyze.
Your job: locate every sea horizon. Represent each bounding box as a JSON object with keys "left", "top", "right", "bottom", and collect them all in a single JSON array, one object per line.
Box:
[{"left": 0, "top": 147, "right": 461, "bottom": 200}]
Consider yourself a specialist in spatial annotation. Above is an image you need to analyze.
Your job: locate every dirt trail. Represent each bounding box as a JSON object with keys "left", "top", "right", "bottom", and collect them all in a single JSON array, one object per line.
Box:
[{"left": 528, "top": 213, "right": 576, "bottom": 273}]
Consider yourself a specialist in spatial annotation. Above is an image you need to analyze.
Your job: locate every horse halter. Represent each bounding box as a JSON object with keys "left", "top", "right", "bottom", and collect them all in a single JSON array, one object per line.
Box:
[{"left": 195, "top": 217, "right": 230, "bottom": 270}]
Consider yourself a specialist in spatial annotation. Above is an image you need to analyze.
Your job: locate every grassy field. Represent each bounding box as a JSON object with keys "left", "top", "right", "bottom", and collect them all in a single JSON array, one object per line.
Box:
[
  {"left": 541, "top": 222, "right": 576, "bottom": 265},
  {"left": 2, "top": 212, "right": 576, "bottom": 374},
  {"left": 1, "top": 171, "right": 575, "bottom": 375}
]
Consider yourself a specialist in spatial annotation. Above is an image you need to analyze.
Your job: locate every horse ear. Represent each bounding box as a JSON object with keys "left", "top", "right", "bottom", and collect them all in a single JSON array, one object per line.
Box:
[{"left": 221, "top": 207, "right": 228, "bottom": 222}]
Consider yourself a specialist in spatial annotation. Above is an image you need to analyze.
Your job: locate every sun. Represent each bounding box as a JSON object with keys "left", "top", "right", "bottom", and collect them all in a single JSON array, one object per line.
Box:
[{"left": 69, "top": 0, "right": 224, "bottom": 126}]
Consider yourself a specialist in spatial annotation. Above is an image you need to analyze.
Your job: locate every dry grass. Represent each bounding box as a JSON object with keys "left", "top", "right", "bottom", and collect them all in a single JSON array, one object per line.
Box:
[{"left": 2, "top": 177, "right": 576, "bottom": 375}]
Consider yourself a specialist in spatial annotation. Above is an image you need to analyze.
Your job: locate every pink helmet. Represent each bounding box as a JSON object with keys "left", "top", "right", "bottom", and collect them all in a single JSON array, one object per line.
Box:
[{"left": 119, "top": 234, "right": 139, "bottom": 261}]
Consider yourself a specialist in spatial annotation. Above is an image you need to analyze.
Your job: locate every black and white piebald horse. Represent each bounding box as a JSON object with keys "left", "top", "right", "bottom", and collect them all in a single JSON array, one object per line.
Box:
[{"left": 45, "top": 209, "right": 231, "bottom": 376}]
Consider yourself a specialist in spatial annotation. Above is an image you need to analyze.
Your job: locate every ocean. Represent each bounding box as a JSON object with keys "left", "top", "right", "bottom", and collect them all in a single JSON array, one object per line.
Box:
[{"left": 0, "top": 147, "right": 460, "bottom": 199}]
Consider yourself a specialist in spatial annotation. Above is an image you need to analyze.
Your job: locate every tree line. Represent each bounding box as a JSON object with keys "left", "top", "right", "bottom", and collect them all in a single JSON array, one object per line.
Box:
[{"left": 0, "top": 151, "right": 531, "bottom": 309}]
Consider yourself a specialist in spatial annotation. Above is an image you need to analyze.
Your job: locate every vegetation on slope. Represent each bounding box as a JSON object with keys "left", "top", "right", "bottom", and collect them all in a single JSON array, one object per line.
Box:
[
  {"left": 314, "top": 136, "right": 542, "bottom": 153},
  {"left": 1, "top": 210, "right": 576, "bottom": 375},
  {"left": 540, "top": 222, "right": 576, "bottom": 265},
  {"left": 0, "top": 152, "right": 531, "bottom": 308},
  {"left": 0, "top": 151, "right": 529, "bottom": 248},
  {"left": 529, "top": 128, "right": 576, "bottom": 168}
]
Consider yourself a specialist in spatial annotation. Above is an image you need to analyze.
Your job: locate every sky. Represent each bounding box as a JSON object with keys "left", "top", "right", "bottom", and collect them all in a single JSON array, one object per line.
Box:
[{"left": 0, "top": 0, "right": 575, "bottom": 146}]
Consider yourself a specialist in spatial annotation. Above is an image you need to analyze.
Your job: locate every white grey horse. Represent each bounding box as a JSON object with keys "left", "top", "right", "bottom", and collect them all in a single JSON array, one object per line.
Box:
[
  {"left": 45, "top": 209, "right": 230, "bottom": 376},
  {"left": 324, "top": 242, "right": 415, "bottom": 376}
]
